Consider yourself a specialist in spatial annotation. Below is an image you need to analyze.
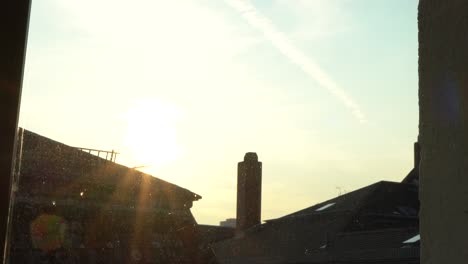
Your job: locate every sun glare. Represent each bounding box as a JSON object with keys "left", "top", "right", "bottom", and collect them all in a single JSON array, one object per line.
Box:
[{"left": 123, "top": 98, "right": 183, "bottom": 168}]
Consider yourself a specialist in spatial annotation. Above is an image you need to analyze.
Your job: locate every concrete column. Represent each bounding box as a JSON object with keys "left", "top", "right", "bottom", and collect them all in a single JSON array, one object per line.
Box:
[
  {"left": 236, "top": 152, "right": 262, "bottom": 235},
  {"left": 419, "top": 1, "right": 468, "bottom": 263}
]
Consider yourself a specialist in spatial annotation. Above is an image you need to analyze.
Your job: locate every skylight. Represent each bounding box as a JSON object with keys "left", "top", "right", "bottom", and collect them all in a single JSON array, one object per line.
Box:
[
  {"left": 315, "top": 202, "right": 336, "bottom": 212},
  {"left": 403, "top": 234, "right": 420, "bottom": 243}
]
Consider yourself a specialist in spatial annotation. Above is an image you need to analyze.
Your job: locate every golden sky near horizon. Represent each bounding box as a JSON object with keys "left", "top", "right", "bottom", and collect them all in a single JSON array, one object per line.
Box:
[{"left": 19, "top": 0, "right": 418, "bottom": 224}]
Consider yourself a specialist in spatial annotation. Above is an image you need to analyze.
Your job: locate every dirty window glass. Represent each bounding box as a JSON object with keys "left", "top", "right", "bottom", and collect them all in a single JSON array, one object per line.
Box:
[{"left": 10, "top": 0, "right": 418, "bottom": 263}]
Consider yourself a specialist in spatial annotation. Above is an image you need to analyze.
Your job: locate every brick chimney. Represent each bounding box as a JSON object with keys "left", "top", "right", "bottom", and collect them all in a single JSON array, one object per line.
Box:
[
  {"left": 414, "top": 141, "right": 420, "bottom": 169},
  {"left": 402, "top": 141, "right": 420, "bottom": 185},
  {"left": 236, "top": 152, "right": 262, "bottom": 235}
]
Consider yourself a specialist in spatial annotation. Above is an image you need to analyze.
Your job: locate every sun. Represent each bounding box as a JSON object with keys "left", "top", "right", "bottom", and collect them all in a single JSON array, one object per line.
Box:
[{"left": 123, "top": 98, "right": 183, "bottom": 168}]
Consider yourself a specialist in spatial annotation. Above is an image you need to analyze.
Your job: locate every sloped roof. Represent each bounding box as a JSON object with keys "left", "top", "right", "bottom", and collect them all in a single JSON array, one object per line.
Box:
[
  {"left": 332, "top": 228, "right": 419, "bottom": 251},
  {"left": 402, "top": 167, "right": 419, "bottom": 185},
  {"left": 271, "top": 181, "right": 382, "bottom": 221},
  {"left": 17, "top": 129, "right": 201, "bottom": 209},
  {"left": 212, "top": 181, "right": 419, "bottom": 264},
  {"left": 298, "top": 228, "right": 419, "bottom": 264},
  {"left": 267, "top": 181, "right": 418, "bottom": 227},
  {"left": 198, "top": 225, "right": 235, "bottom": 244}
]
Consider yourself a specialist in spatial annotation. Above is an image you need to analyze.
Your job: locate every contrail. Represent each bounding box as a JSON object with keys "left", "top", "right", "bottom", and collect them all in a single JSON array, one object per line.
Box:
[{"left": 225, "top": 0, "right": 367, "bottom": 123}]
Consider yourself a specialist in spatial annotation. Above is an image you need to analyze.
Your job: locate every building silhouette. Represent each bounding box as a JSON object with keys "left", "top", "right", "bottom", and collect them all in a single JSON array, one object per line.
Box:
[
  {"left": 220, "top": 218, "right": 236, "bottom": 228},
  {"left": 210, "top": 151, "right": 420, "bottom": 264},
  {"left": 9, "top": 129, "right": 213, "bottom": 263}
]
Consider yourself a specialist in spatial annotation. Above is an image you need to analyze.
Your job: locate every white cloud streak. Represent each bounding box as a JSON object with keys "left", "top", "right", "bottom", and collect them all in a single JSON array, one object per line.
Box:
[{"left": 225, "top": 0, "right": 367, "bottom": 123}]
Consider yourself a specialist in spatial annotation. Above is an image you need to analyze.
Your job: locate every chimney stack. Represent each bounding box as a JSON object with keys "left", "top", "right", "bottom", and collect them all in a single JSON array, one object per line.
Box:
[
  {"left": 236, "top": 152, "right": 262, "bottom": 235},
  {"left": 414, "top": 141, "right": 421, "bottom": 169}
]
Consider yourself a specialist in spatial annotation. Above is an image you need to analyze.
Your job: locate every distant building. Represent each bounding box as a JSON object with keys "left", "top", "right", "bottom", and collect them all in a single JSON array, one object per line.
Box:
[
  {"left": 8, "top": 129, "right": 213, "bottom": 263},
  {"left": 220, "top": 218, "right": 236, "bottom": 228}
]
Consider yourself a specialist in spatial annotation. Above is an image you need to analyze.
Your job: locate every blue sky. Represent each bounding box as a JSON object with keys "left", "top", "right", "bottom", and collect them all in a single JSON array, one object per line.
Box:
[{"left": 19, "top": 0, "right": 419, "bottom": 224}]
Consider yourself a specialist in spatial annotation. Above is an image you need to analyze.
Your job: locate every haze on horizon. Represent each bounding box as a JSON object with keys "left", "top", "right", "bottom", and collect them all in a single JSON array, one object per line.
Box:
[{"left": 19, "top": 0, "right": 418, "bottom": 225}]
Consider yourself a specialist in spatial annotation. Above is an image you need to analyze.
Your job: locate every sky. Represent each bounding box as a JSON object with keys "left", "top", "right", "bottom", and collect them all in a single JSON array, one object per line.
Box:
[{"left": 19, "top": 0, "right": 419, "bottom": 225}]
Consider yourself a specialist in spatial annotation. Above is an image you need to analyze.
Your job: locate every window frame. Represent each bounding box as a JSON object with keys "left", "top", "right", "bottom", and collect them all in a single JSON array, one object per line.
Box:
[{"left": 0, "top": 1, "right": 31, "bottom": 262}]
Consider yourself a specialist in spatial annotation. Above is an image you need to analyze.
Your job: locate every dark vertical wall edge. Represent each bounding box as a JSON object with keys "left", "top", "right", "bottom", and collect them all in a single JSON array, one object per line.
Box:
[
  {"left": 0, "top": 1, "right": 31, "bottom": 263},
  {"left": 419, "top": 0, "right": 468, "bottom": 263}
]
